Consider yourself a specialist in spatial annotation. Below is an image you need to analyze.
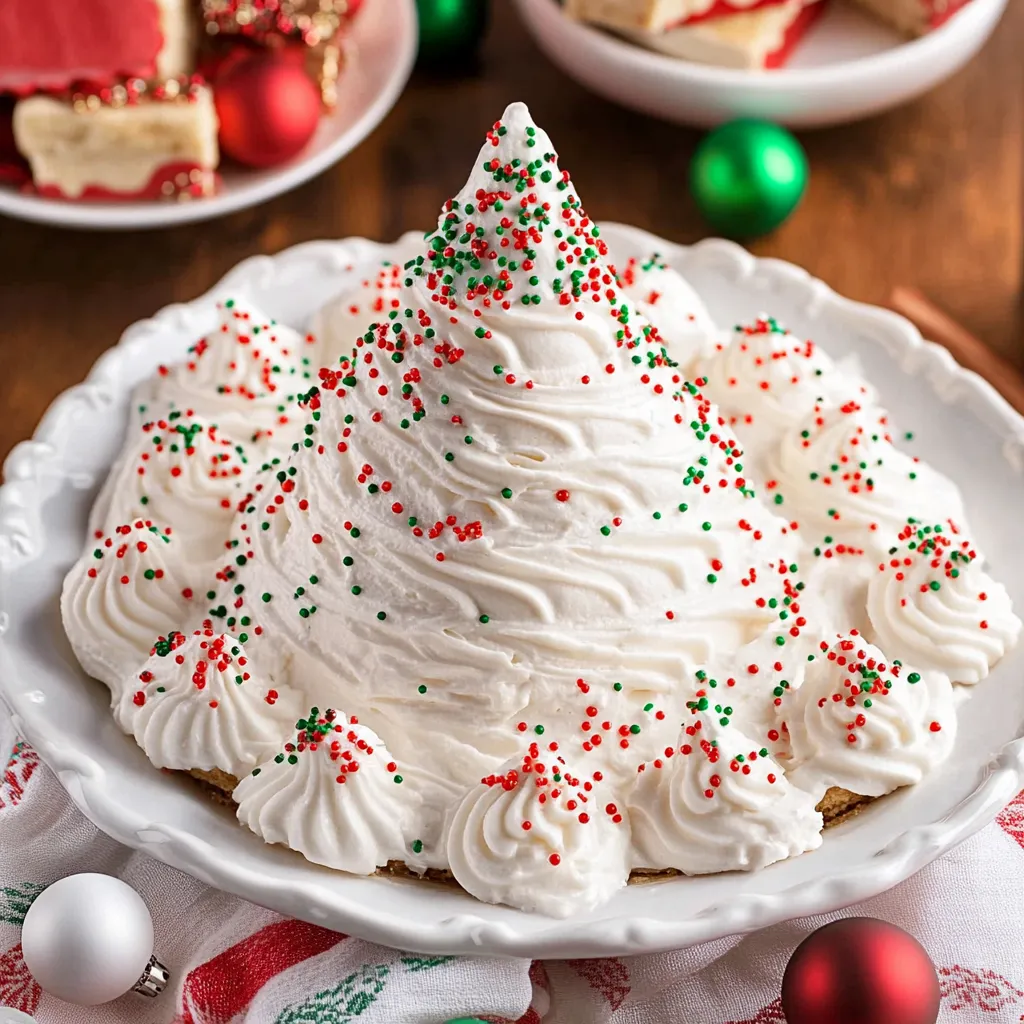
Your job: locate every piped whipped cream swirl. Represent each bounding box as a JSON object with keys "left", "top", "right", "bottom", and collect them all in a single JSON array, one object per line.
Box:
[
  {"left": 145, "top": 300, "right": 315, "bottom": 452},
  {"left": 766, "top": 401, "right": 967, "bottom": 556},
  {"left": 446, "top": 743, "right": 630, "bottom": 917},
  {"left": 115, "top": 629, "right": 303, "bottom": 777},
  {"left": 780, "top": 633, "right": 956, "bottom": 799},
  {"left": 234, "top": 708, "right": 416, "bottom": 875},
  {"left": 700, "top": 317, "right": 876, "bottom": 456},
  {"left": 90, "top": 410, "right": 251, "bottom": 567},
  {"left": 62, "top": 520, "right": 197, "bottom": 690},
  {"left": 613, "top": 253, "right": 714, "bottom": 371},
  {"left": 629, "top": 714, "right": 822, "bottom": 873},
  {"left": 312, "top": 243, "right": 424, "bottom": 367},
  {"left": 867, "top": 522, "right": 1021, "bottom": 685}
]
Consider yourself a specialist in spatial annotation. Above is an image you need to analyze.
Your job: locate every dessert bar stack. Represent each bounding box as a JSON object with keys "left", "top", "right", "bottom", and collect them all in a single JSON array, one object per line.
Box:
[
  {"left": 0, "top": 0, "right": 356, "bottom": 201},
  {"left": 565, "top": 0, "right": 975, "bottom": 68}
]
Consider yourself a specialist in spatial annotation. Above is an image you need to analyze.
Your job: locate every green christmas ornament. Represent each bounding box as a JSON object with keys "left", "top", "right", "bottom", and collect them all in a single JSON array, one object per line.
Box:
[
  {"left": 690, "top": 119, "right": 808, "bottom": 239},
  {"left": 416, "top": 0, "right": 490, "bottom": 66}
]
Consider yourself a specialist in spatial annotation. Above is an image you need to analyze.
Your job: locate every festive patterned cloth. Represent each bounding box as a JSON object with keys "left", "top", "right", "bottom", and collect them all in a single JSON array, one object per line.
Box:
[{"left": 0, "top": 712, "right": 1023, "bottom": 1024}]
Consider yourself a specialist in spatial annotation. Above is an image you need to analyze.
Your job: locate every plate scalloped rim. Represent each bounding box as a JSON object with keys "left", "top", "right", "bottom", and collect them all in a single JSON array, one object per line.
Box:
[{"left": 2, "top": 228, "right": 1024, "bottom": 957}]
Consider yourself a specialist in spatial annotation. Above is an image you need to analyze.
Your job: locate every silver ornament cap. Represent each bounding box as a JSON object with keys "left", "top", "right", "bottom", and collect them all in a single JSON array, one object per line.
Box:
[
  {"left": 133, "top": 954, "right": 170, "bottom": 998},
  {"left": 22, "top": 873, "right": 168, "bottom": 1006}
]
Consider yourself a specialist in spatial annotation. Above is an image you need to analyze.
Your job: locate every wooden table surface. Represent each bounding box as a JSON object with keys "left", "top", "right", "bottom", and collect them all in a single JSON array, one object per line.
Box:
[{"left": 1, "top": 3, "right": 1021, "bottom": 464}]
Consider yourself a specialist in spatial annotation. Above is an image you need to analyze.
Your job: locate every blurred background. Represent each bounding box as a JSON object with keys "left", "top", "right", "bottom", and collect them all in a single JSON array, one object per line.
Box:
[{"left": 0, "top": 0, "right": 1021, "bottom": 463}]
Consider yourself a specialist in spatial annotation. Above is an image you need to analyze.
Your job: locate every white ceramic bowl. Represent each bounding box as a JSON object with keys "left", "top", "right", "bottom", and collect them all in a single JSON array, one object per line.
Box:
[
  {"left": 514, "top": 0, "right": 1008, "bottom": 128},
  {"left": 2, "top": 226, "right": 1023, "bottom": 957},
  {"left": 0, "top": 0, "right": 416, "bottom": 231}
]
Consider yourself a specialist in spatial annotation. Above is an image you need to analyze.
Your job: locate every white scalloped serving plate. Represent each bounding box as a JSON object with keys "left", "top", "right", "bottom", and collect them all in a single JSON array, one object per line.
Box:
[
  {"left": 0, "top": 0, "right": 416, "bottom": 230},
  {"left": 2, "top": 226, "right": 1023, "bottom": 957}
]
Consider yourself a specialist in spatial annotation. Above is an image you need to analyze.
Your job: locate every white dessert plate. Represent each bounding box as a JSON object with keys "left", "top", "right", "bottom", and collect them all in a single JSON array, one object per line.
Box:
[
  {"left": 514, "top": 0, "right": 1008, "bottom": 128},
  {"left": 2, "top": 226, "right": 1023, "bottom": 958},
  {"left": 0, "top": 0, "right": 416, "bottom": 231}
]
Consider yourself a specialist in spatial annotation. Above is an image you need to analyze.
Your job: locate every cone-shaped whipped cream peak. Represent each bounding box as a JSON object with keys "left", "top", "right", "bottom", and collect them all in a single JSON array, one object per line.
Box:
[
  {"left": 403, "top": 101, "right": 645, "bottom": 384},
  {"left": 187, "top": 102, "right": 806, "bottom": 889}
]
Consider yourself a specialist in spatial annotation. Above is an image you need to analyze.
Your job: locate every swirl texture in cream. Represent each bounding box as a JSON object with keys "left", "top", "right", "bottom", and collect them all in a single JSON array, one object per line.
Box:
[
  {"left": 90, "top": 410, "right": 252, "bottom": 566},
  {"left": 446, "top": 744, "right": 630, "bottom": 917},
  {"left": 145, "top": 299, "right": 315, "bottom": 453},
  {"left": 62, "top": 520, "right": 198, "bottom": 691},
  {"left": 234, "top": 708, "right": 415, "bottom": 875},
  {"left": 613, "top": 252, "right": 714, "bottom": 371},
  {"left": 867, "top": 521, "right": 1021, "bottom": 685},
  {"left": 115, "top": 628, "right": 304, "bottom": 777},
  {"left": 781, "top": 633, "right": 956, "bottom": 798},
  {"left": 312, "top": 239, "right": 425, "bottom": 367},
  {"left": 700, "top": 317, "right": 876, "bottom": 455},
  {"left": 766, "top": 400, "right": 967, "bottom": 556},
  {"left": 628, "top": 714, "right": 822, "bottom": 873}
]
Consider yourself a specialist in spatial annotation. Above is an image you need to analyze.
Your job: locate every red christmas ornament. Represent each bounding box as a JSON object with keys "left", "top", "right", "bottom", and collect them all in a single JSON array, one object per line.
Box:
[
  {"left": 213, "top": 51, "right": 321, "bottom": 168},
  {"left": 782, "top": 918, "right": 940, "bottom": 1024}
]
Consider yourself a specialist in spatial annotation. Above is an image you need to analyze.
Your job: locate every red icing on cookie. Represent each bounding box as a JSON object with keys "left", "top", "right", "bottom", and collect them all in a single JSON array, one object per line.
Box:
[
  {"left": 33, "top": 161, "right": 218, "bottom": 202},
  {"left": 674, "top": 0, "right": 790, "bottom": 28},
  {"left": 0, "top": 0, "right": 164, "bottom": 94},
  {"left": 765, "top": 0, "right": 827, "bottom": 69}
]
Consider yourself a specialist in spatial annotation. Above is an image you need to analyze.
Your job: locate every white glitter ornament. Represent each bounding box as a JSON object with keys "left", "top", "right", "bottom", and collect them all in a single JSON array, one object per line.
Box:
[
  {"left": 21, "top": 874, "right": 169, "bottom": 1006},
  {"left": 0, "top": 1010, "right": 37, "bottom": 1024}
]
